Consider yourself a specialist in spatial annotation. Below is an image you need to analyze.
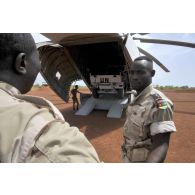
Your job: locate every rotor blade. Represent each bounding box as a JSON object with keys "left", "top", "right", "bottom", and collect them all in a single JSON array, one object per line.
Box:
[
  {"left": 138, "top": 47, "right": 170, "bottom": 72},
  {"left": 130, "top": 33, "right": 149, "bottom": 36},
  {"left": 134, "top": 37, "right": 195, "bottom": 48}
]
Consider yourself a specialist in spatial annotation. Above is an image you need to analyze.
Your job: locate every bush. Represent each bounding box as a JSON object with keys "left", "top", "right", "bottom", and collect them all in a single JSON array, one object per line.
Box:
[
  {"left": 155, "top": 85, "right": 190, "bottom": 90},
  {"left": 33, "top": 84, "right": 40, "bottom": 88}
]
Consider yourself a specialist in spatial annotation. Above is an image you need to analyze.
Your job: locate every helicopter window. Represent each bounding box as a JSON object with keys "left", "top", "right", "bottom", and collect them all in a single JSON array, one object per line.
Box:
[{"left": 56, "top": 71, "right": 61, "bottom": 80}]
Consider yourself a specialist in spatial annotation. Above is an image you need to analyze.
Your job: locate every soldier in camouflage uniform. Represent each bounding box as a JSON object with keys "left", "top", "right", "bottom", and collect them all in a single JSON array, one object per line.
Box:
[
  {"left": 0, "top": 33, "right": 100, "bottom": 163},
  {"left": 122, "top": 56, "right": 176, "bottom": 163},
  {"left": 71, "top": 85, "right": 80, "bottom": 111}
]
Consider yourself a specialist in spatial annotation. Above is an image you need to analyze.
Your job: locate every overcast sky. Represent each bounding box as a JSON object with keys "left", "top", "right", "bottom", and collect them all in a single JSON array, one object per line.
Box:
[{"left": 33, "top": 33, "right": 195, "bottom": 87}]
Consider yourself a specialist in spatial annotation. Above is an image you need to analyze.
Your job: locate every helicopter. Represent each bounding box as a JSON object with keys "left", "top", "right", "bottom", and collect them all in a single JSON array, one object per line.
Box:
[{"left": 37, "top": 33, "right": 195, "bottom": 117}]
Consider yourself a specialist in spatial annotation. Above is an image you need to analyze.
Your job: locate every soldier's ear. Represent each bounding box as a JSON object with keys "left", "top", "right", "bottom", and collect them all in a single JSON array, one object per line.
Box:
[
  {"left": 151, "top": 70, "right": 155, "bottom": 77},
  {"left": 14, "top": 53, "right": 27, "bottom": 75}
]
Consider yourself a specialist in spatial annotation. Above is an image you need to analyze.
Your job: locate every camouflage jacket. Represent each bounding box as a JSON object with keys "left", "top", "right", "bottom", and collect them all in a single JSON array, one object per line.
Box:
[
  {"left": 0, "top": 81, "right": 100, "bottom": 163},
  {"left": 122, "top": 84, "right": 176, "bottom": 162}
]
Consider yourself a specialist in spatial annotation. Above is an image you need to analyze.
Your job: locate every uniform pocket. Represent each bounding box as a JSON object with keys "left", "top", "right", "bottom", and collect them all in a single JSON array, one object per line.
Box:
[
  {"left": 130, "top": 105, "right": 146, "bottom": 125},
  {"left": 131, "top": 148, "right": 149, "bottom": 162},
  {"left": 129, "top": 105, "right": 146, "bottom": 137}
]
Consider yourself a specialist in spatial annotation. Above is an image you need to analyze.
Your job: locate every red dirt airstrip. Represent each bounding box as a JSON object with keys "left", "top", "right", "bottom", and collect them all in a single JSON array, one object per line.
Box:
[{"left": 29, "top": 87, "right": 195, "bottom": 163}]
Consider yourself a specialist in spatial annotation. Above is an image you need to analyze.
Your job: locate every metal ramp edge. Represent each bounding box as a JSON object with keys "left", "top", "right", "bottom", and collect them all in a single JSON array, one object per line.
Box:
[
  {"left": 76, "top": 96, "right": 128, "bottom": 118},
  {"left": 107, "top": 98, "right": 128, "bottom": 118},
  {"left": 75, "top": 97, "right": 96, "bottom": 116}
]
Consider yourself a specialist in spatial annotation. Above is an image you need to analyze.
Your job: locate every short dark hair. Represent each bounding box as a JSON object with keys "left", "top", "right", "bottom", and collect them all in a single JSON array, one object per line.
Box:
[
  {"left": 0, "top": 33, "right": 36, "bottom": 70},
  {"left": 134, "top": 56, "right": 153, "bottom": 63}
]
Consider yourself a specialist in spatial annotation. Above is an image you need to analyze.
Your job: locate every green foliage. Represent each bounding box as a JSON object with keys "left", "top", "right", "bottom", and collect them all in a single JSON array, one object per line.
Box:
[
  {"left": 154, "top": 85, "right": 193, "bottom": 90},
  {"left": 33, "top": 84, "right": 40, "bottom": 88},
  {"left": 32, "top": 84, "right": 41, "bottom": 90}
]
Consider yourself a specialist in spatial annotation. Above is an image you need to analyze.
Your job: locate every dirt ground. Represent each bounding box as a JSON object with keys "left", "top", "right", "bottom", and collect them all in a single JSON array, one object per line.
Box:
[{"left": 29, "top": 87, "right": 195, "bottom": 163}]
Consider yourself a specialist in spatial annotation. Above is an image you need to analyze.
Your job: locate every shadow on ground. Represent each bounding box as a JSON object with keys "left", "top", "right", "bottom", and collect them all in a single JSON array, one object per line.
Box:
[{"left": 60, "top": 107, "right": 126, "bottom": 140}]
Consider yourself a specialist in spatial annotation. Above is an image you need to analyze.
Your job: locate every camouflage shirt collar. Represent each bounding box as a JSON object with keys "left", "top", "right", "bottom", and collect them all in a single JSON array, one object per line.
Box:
[
  {"left": 132, "top": 84, "right": 153, "bottom": 104},
  {"left": 0, "top": 81, "right": 21, "bottom": 95}
]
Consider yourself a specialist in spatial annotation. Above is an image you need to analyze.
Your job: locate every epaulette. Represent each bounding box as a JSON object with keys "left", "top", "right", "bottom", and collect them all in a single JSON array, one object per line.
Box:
[{"left": 151, "top": 93, "right": 168, "bottom": 109}]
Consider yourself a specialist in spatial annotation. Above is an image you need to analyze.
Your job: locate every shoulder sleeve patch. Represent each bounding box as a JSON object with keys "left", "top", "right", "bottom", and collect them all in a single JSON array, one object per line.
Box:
[{"left": 151, "top": 93, "right": 168, "bottom": 109}]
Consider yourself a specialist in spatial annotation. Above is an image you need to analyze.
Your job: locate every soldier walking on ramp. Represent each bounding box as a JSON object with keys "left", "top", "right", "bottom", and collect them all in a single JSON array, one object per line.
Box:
[{"left": 0, "top": 33, "right": 100, "bottom": 163}]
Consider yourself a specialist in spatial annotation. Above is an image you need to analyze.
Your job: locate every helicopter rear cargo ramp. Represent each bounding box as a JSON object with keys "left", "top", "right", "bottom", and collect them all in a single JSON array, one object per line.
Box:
[
  {"left": 75, "top": 97, "right": 96, "bottom": 116},
  {"left": 75, "top": 95, "right": 128, "bottom": 118}
]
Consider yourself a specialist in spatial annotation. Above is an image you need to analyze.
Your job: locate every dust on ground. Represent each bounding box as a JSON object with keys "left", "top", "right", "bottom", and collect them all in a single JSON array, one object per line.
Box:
[{"left": 29, "top": 86, "right": 195, "bottom": 162}]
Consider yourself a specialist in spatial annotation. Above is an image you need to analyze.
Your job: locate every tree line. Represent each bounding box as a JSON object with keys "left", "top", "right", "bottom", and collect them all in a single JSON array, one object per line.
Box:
[{"left": 154, "top": 85, "right": 195, "bottom": 90}]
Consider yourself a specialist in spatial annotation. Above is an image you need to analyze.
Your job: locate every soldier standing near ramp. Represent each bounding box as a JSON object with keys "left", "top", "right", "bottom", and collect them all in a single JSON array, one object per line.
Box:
[
  {"left": 122, "top": 56, "right": 176, "bottom": 163},
  {"left": 71, "top": 85, "right": 80, "bottom": 111},
  {"left": 0, "top": 33, "right": 100, "bottom": 163}
]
